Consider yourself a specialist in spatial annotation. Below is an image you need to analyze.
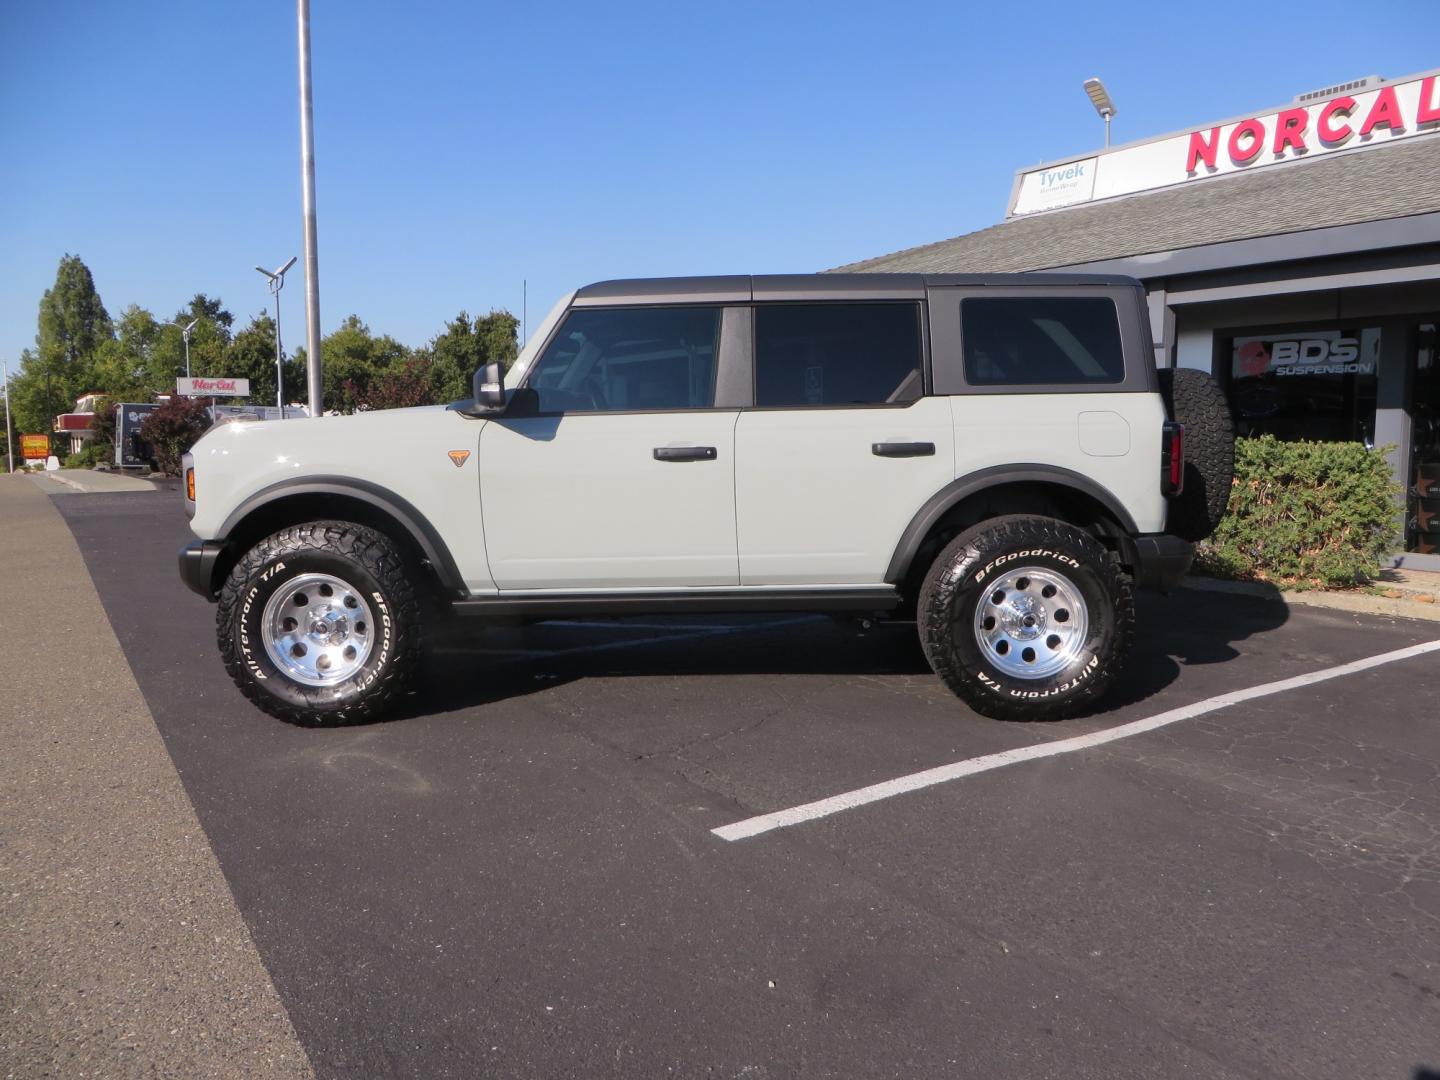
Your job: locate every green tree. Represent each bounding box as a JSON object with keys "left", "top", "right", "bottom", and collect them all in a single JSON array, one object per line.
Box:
[
  {"left": 321, "top": 315, "right": 410, "bottom": 412},
  {"left": 38, "top": 254, "right": 112, "bottom": 370},
  {"left": 223, "top": 311, "right": 302, "bottom": 406},
  {"left": 10, "top": 255, "right": 115, "bottom": 431},
  {"left": 426, "top": 309, "right": 519, "bottom": 402}
]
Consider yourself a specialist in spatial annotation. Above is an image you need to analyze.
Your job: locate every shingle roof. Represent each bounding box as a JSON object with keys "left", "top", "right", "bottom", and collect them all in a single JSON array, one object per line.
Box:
[{"left": 833, "top": 135, "right": 1440, "bottom": 274}]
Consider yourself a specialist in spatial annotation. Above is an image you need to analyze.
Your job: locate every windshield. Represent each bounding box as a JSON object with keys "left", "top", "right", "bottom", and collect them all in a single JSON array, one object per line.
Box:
[{"left": 505, "top": 291, "right": 574, "bottom": 389}]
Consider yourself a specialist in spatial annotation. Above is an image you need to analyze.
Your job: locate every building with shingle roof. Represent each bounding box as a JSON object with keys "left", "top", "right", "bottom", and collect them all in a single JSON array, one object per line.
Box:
[{"left": 835, "top": 68, "right": 1440, "bottom": 568}]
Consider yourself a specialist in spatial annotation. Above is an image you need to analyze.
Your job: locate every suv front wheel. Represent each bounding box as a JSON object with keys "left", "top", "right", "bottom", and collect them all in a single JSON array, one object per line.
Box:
[
  {"left": 217, "top": 521, "right": 421, "bottom": 726},
  {"left": 917, "top": 515, "right": 1133, "bottom": 721}
]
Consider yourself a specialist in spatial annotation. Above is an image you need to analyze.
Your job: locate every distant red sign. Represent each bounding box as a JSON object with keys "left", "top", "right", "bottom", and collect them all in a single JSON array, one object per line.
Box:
[
  {"left": 177, "top": 376, "right": 250, "bottom": 397},
  {"left": 21, "top": 434, "right": 50, "bottom": 459}
]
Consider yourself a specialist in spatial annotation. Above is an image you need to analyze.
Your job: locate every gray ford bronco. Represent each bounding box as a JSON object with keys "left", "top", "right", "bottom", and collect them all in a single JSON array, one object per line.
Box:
[{"left": 179, "top": 274, "right": 1233, "bottom": 725}]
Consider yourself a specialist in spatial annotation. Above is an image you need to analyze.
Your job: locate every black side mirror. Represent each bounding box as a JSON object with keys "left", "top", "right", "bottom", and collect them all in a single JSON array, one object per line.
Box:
[{"left": 472, "top": 361, "right": 506, "bottom": 410}]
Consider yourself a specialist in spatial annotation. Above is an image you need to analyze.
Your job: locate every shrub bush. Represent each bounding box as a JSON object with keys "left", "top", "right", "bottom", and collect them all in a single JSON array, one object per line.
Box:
[
  {"left": 1195, "top": 436, "right": 1401, "bottom": 589},
  {"left": 139, "top": 397, "right": 212, "bottom": 476},
  {"left": 62, "top": 442, "right": 113, "bottom": 469}
]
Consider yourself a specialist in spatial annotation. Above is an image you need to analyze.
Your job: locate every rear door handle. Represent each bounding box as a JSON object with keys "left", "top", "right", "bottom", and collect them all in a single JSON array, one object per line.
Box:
[
  {"left": 871, "top": 441, "right": 935, "bottom": 458},
  {"left": 653, "top": 445, "right": 718, "bottom": 462}
]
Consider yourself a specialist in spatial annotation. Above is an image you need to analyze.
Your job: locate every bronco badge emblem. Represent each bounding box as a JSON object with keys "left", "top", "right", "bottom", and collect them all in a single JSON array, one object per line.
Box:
[{"left": 447, "top": 450, "right": 471, "bottom": 468}]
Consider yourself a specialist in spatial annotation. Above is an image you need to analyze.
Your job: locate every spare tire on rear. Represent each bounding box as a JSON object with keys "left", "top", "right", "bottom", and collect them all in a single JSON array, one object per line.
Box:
[{"left": 1158, "top": 367, "right": 1235, "bottom": 542}]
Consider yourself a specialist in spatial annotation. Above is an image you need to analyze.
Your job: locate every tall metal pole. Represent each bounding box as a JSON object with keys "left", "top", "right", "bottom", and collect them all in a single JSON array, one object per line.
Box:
[
  {"left": 297, "top": 0, "right": 323, "bottom": 418},
  {"left": 2, "top": 358, "right": 14, "bottom": 474},
  {"left": 274, "top": 285, "right": 285, "bottom": 411},
  {"left": 183, "top": 328, "right": 192, "bottom": 379}
]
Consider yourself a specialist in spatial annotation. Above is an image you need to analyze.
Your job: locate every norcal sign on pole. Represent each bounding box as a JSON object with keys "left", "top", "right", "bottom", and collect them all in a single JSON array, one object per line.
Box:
[{"left": 177, "top": 376, "right": 250, "bottom": 397}]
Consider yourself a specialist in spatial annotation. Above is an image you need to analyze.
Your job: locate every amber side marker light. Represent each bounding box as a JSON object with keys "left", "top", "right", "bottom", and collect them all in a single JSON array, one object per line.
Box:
[{"left": 186, "top": 467, "right": 196, "bottom": 502}]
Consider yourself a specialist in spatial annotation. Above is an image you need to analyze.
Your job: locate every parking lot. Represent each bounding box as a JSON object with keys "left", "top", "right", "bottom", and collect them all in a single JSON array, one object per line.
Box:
[{"left": 33, "top": 486, "right": 1440, "bottom": 1078}]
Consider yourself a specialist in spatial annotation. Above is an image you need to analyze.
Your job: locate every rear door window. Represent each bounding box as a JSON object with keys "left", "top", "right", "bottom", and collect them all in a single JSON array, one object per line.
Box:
[
  {"left": 754, "top": 303, "right": 922, "bottom": 408},
  {"left": 526, "top": 306, "right": 719, "bottom": 412},
  {"left": 961, "top": 297, "right": 1124, "bottom": 385}
]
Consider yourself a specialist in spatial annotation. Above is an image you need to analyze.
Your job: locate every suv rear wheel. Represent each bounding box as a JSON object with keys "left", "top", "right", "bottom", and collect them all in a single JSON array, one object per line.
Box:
[
  {"left": 217, "top": 521, "right": 421, "bottom": 726},
  {"left": 917, "top": 515, "right": 1133, "bottom": 720}
]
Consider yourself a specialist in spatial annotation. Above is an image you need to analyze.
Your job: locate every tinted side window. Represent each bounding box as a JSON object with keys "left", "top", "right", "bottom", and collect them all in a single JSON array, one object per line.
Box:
[
  {"left": 961, "top": 297, "right": 1124, "bottom": 385},
  {"left": 527, "top": 306, "right": 719, "bottom": 412},
  {"left": 755, "top": 303, "right": 922, "bottom": 408}
]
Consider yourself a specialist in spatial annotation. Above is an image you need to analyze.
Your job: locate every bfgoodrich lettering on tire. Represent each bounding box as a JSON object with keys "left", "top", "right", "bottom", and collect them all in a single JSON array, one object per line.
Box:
[
  {"left": 217, "top": 521, "right": 421, "bottom": 726},
  {"left": 917, "top": 515, "right": 1133, "bottom": 721}
]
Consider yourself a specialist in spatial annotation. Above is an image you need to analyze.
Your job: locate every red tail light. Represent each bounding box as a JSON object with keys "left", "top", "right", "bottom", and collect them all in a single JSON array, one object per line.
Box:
[{"left": 1162, "top": 421, "right": 1185, "bottom": 496}]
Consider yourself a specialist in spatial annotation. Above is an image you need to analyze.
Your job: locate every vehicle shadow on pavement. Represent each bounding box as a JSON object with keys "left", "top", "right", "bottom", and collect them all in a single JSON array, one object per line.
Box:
[
  {"left": 1094, "top": 584, "right": 1290, "bottom": 714},
  {"left": 391, "top": 587, "right": 1293, "bottom": 724}
]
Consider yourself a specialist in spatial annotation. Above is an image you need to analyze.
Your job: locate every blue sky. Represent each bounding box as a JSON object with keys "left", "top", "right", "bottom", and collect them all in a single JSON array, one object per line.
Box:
[{"left": 1, "top": 0, "right": 1434, "bottom": 366}]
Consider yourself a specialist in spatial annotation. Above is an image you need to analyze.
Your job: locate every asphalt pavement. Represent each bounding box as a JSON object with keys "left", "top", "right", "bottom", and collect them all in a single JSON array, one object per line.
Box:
[{"left": 12, "top": 483, "right": 1440, "bottom": 1079}]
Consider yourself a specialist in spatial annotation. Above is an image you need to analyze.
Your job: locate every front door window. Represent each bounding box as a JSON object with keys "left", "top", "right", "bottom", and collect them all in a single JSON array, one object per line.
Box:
[{"left": 526, "top": 306, "right": 719, "bottom": 413}]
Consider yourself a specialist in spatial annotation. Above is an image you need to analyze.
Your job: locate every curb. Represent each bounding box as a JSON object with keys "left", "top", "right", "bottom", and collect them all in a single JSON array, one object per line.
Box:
[
  {"left": 44, "top": 470, "right": 86, "bottom": 491},
  {"left": 1182, "top": 576, "right": 1440, "bottom": 623}
]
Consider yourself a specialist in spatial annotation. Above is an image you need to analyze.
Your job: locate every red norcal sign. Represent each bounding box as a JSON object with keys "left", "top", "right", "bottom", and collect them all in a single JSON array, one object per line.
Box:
[
  {"left": 1187, "top": 78, "right": 1440, "bottom": 173},
  {"left": 177, "top": 376, "right": 250, "bottom": 397}
]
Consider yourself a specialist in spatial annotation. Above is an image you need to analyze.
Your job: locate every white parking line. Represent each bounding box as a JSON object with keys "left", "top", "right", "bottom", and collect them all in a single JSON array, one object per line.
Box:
[{"left": 712, "top": 638, "right": 1440, "bottom": 842}]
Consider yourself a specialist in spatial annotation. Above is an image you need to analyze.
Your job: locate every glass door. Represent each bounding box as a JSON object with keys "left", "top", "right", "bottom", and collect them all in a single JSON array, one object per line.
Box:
[{"left": 1408, "top": 323, "right": 1439, "bottom": 555}]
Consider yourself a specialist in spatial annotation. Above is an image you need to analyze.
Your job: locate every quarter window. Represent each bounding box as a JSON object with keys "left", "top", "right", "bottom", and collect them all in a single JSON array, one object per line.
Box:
[
  {"left": 754, "top": 303, "right": 922, "bottom": 408},
  {"left": 961, "top": 297, "right": 1124, "bottom": 385},
  {"left": 526, "top": 307, "right": 720, "bottom": 412}
]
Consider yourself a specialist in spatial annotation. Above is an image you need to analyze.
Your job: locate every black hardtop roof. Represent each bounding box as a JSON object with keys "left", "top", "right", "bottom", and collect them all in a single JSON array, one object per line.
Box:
[{"left": 573, "top": 272, "right": 1142, "bottom": 305}]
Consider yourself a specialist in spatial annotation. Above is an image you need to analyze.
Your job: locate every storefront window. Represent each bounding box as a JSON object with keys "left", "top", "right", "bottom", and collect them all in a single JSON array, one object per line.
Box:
[
  {"left": 1228, "top": 326, "right": 1380, "bottom": 444},
  {"left": 1408, "top": 323, "right": 1439, "bottom": 555}
]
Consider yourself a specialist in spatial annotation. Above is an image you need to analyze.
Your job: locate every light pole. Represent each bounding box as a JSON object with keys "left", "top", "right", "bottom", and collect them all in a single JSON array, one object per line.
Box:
[
  {"left": 256, "top": 257, "right": 298, "bottom": 412},
  {"left": 297, "top": 0, "right": 324, "bottom": 418},
  {"left": 2, "top": 357, "right": 14, "bottom": 474},
  {"left": 166, "top": 318, "right": 200, "bottom": 379},
  {"left": 1083, "top": 77, "right": 1117, "bottom": 148}
]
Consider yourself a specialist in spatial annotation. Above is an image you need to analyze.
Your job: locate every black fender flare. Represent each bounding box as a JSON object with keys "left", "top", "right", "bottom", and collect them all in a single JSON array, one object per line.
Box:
[
  {"left": 884, "top": 464, "right": 1140, "bottom": 585},
  {"left": 217, "top": 476, "right": 467, "bottom": 595}
]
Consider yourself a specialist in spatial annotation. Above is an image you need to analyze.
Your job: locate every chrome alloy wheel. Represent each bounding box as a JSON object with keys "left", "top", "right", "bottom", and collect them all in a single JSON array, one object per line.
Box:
[
  {"left": 971, "top": 565, "right": 1090, "bottom": 680},
  {"left": 260, "top": 573, "right": 375, "bottom": 687}
]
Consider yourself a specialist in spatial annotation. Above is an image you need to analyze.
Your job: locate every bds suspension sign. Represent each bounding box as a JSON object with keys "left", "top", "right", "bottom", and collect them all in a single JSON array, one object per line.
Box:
[
  {"left": 177, "top": 376, "right": 250, "bottom": 397},
  {"left": 1012, "top": 71, "right": 1440, "bottom": 215}
]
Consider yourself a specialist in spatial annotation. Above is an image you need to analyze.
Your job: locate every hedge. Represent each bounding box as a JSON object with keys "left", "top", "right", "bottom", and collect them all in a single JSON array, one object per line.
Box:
[
  {"left": 138, "top": 397, "right": 212, "bottom": 476},
  {"left": 1195, "top": 436, "right": 1401, "bottom": 590},
  {"left": 63, "top": 442, "right": 113, "bottom": 469}
]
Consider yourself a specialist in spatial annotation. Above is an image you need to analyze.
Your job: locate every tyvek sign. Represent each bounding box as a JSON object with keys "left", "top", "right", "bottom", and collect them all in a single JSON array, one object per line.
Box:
[{"left": 1011, "top": 72, "right": 1440, "bottom": 216}]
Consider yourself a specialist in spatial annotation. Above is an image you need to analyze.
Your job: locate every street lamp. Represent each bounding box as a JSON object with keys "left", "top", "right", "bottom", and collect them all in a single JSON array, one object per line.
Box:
[
  {"left": 256, "top": 256, "right": 298, "bottom": 412},
  {"left": 2, "top": 357, "right": 14, "bottom": 474},
  {"left": 1083, "top": 77, "right": 1118, "bottom": 148},
  {"left": 165, "top": 318, "right": 201, "bottom": 379}
]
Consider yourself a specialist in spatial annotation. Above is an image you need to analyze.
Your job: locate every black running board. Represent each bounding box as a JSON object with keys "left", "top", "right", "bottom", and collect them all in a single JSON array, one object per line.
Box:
[{"left": 451, "top": 587, "right": 902, "bottom": 618}]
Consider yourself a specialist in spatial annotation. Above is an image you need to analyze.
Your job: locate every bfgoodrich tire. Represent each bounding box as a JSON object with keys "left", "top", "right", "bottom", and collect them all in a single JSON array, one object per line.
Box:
[
  {"left": 217, "top": 521, "right": 421, "bottom": 726},
  {"left": 1158, "top": 367, "right": 1235, "bottom": 542},
  {"left": 917, "top": 516, "right": 1134, "bottom": 721}
]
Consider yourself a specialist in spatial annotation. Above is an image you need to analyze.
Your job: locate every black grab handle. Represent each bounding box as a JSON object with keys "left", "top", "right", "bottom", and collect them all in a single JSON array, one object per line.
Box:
[
  {"left": 871, "top": 441, "right": 935, "bottom": 458},
  {"left": 653, "top": 446, "right": 718, "bottom": 462}
]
